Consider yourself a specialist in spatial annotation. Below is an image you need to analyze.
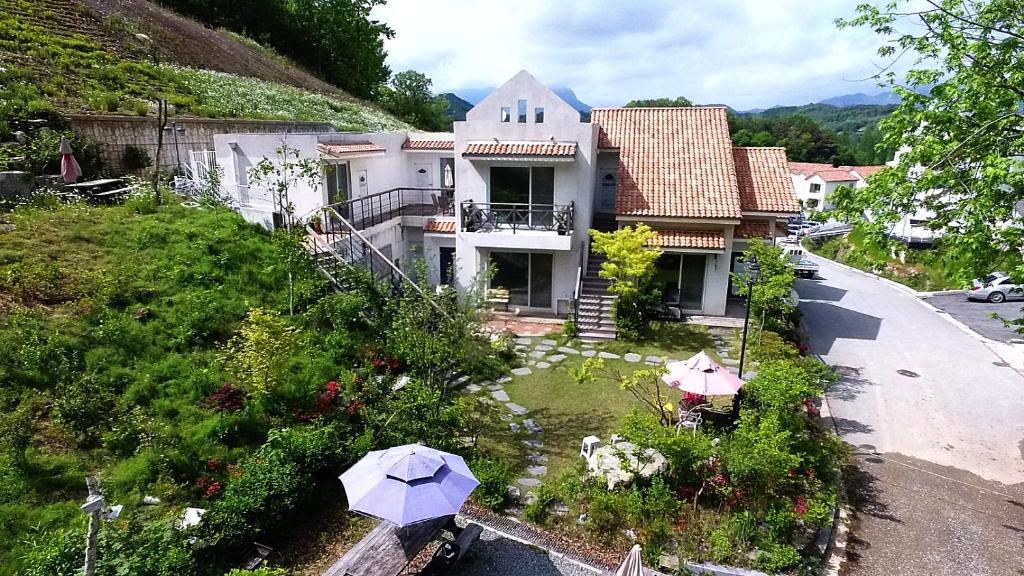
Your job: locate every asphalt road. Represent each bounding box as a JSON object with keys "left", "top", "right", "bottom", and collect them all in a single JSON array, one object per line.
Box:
[
  {"left": 797, "top": 257, "right": 1024, "bottom": 576},
  {"left": 924, "top": 293, "right": 1024, "bottom": 344}
]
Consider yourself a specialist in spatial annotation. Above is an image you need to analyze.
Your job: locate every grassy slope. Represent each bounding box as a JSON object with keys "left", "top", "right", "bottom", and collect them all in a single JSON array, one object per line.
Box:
[
  {"left": 807, "top": 234, "right": 966, "bottom": 291},
  {"left": 0, "top": 0, "right": 409, "bottom": 130},
  {"left": 0, "top": 200, "right": 296, "bottom": 575}
]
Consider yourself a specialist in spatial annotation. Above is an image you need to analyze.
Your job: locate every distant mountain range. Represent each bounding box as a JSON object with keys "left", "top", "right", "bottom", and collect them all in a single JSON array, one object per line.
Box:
[
  {"left": 442, "top": 87, "right": 592, "bottom": 121},
  {"left": 442, "top": 87, "right": 905, "bottom": 133}
]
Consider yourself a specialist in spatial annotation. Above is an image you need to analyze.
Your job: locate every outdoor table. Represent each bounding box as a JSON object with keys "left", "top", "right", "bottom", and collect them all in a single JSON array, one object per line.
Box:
[{"left": 322, "top": 515, "right": 454, "bottom": 576}]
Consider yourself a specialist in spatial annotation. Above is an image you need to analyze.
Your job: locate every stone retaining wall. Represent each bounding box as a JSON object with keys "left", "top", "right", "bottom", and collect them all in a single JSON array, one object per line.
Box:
[{"left": 68, "top": 114, "right": 335, "bottom": 174}]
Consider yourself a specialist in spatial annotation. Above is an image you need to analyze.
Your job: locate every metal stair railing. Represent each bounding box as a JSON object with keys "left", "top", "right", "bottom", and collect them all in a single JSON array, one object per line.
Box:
[{"left": 309, "top": 206, "right": 445, "bottom": 315}]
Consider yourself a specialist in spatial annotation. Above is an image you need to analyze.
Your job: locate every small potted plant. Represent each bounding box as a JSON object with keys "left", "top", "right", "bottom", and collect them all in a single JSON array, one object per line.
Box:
[{"left": 310, "top": 213, "right": 324, "bottom": 234}]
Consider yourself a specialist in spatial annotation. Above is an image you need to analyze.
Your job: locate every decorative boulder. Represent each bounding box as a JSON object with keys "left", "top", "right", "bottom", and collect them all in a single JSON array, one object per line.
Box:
[{"left": 586, "top": 440, "right": 668, "bottom": 490}]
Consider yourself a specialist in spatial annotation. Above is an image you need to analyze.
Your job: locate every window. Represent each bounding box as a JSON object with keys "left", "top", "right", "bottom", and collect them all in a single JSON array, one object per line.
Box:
[
  {"left": 490, "top": 167, "right": 554, "bottom": 205},
  {"left": 810, "top": 183, "right": 822, "bottom": 193},
  {"left": 490, "top": 252, "right": 552, "bottom": 308},
  {"left": 517, "top": 99, "right": 528, "bottom": 123},
  {"left": 500, "top": 107, "right": 511, "bottom": 122},
  {"left": 325, "top": 163, "right": 350, "bottom": 205},
  {"left": 655, "top": 253, "right": 706, "bottom": 310},
  {"left": 806, "top": 198, "right": 820, "bottom": 208},
  {"left": 535, "top": 107, "right": 545, "bottom": 123}
]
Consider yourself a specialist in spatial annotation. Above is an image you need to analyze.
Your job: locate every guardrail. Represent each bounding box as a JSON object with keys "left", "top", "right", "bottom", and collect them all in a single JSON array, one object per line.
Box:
[
  {"left": 460, "top": 201, "right": 573, "bottom": 234},
  {"left": 329, "top": 187, "right": 454, "bottom": 231}
]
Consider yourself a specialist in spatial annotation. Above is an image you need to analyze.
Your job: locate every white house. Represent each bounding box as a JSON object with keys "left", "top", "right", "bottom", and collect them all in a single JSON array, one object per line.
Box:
[
  {"left": 212, "top": 71, "right": 800, "bottom": 337},
  {"left": 789, "top": 162, "right": 885, "bottom": 212}
]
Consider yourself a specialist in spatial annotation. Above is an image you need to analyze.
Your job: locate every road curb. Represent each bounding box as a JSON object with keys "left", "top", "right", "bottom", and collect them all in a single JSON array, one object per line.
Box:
[{"left": 809, "top": 351, "right": 851, "bottom": 576}]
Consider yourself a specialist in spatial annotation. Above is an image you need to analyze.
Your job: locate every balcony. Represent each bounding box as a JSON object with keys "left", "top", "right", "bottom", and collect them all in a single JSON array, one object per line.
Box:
[
  {"left": 332, "top": 187, "right": 454, "bottom": 231},
  {"left": 461, "top": 201, "right": 573, "bottom": 234},
  {"left": 459, "top": 201, "right": 574, "bottom": 251}
]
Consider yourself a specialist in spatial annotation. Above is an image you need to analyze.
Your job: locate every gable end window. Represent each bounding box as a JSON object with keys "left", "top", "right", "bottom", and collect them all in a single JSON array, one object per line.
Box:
[
  {"left": 517, "top": 99, "right": 528, "bottom": 123},
  {"left": 500, "top": 107, "right": 511, "bottom": 122},
  {"left": 535, "top": 107, "right": 544, "bottom": 123}
]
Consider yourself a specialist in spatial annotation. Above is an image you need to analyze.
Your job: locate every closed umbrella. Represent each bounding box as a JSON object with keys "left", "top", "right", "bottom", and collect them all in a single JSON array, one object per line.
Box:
[
  {"left": 443, "top": 163, "right": 454, "bottom": 188},
  {"left": 60, "top": 136, "right": 82, "bottom": 184},
  {"left": 616, "top": 544, "right": 645, "bottom": 576},
  {"left": 339, "top": 443, "right": 479, "bottom": 527},
  {"left": 662, "top": 351, "right": 745, "bottom": 396}
]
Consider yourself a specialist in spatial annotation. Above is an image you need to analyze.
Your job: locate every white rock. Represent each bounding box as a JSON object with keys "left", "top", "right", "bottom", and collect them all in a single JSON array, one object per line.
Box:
[
  {"left": 623, "top": 353, "right": 642, "bottom": 363},
  {"left": 558, "top": 346, "right": 580, "bottom": 355},
  {"left": 547, "top": 354, "right": 567, "bottom": 362},
  {"left": 598, "top": 351, "right": 621, "bottom": 359},
  {"left": 581, "top": 350, "right": 597, "bottom": 358},
  {"left": 511, "top": 367, "right": 533, "bottom": 376}
]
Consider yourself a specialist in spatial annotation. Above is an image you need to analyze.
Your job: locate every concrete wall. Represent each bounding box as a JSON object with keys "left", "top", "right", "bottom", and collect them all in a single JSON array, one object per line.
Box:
[
  {"left": 453, "top": 70, "right": 598, "bottom": 313},
  {"left": 70, "top": 114, "right": 334, "bottom": 174}
]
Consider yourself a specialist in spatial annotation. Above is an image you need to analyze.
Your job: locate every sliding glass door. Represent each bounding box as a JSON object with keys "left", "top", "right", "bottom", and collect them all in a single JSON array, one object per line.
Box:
[
  {"left": 490, "top": 166, "right": 555, "bottom": 227},
  {"left": 654, "top": 253, "right": 707, "bottom": 311},
  {"left": 490, "top": 251, "right": 553, "bottom": 308}
]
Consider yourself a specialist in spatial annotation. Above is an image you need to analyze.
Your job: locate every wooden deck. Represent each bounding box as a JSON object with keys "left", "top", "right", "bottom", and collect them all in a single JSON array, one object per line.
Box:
[{"left": 321, "top": 515, "right": 453, "bottom": 576}]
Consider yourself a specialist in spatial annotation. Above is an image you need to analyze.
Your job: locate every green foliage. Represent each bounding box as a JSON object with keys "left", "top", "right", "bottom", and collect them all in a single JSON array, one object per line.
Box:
[
  {"left": 468, "top": 457, "right": 512, "bottom": 509},
  {"left": 625, "top": 96, "right": 694, "bottom": 107},
  {"left": 743, "top": 360, "right": 824, "bottom": 413},
  {"left": 524, "top": 483, "right": 557, "bottom": 523},
  {"left": 222, "top": 308, "right": 298, "bottom": 398},
  {"left": 19, "top": 522, "right": 84, "bottom": 576},
  {"left": 379, "top": 70, "right": 451, "bottom": 131},
  {"left": 122, "top": 144, "right": 153, "bottom": 170},
  {"left": 158, "top": 0, "right": 393, "bottom": 99},
  {"left": 730, "top": 113, "right": 843, "bottom": 163},
  {"left": 732, "top": 240, "right": 796, "bottom": 332},
  {"left": 223, "top": 569, "right": 288, "bottom": 576},
  {"left": 835, "top": 0, "right": 1024, "bottom": 295},
  {"left": 755, "top": 542, "right": 802, "bottom": 572},
  {"left": 590, "top": 224, "right": 662, "bottom": 339}
]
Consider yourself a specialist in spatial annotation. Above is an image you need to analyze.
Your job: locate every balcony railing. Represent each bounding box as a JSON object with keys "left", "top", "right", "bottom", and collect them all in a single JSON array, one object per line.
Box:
[
  {"left": 328, "top": 187, "right": 454, "bottom": 231},
  {"left": 461, "top": 201, "right": 574, "bottom": 234}
]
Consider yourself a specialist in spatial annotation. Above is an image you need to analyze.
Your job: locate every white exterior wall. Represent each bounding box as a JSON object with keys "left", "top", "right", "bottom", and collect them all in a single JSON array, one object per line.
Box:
[
  {"left": 452, "top": 70, "right": 598, "bottom": 313},
  {"left": 791, "top": 172, "right": 860, "bottom": 213}
]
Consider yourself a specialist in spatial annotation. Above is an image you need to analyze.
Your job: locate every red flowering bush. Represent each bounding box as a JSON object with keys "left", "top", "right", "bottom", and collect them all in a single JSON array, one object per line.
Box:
[
  {"left": 204, "top": 382, "right": 248, "bottom": 412},
  {"left": 794, "top": 495, "right": 808, "bottom": 515},
  {"left": 195, "top": 475, "right": 222, "bottom": 498}
]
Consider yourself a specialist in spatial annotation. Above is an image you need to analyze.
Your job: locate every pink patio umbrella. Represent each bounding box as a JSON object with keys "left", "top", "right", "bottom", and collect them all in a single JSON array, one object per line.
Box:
[
  {"left": 661, "top": 351, "right": 745, "bottom": 396},
  {"left": 60, "top": 136, "right": 82, "bottom": 184}
]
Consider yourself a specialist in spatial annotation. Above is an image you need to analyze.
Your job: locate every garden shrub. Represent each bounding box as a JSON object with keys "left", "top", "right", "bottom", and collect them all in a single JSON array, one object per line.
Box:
[
  {"left": 755, "top": 542, "right": 802, "bottom": 572},
  {"left": 468, "top": 456, "right": 512, "bottom": 509},
  {"left": 19, "top": 522, "right": 84, "bottom": 576},
  {"left": 122, "top": 144, "right": 153, "bottom": 170},
  {"left": 524, "top": 483, "right": 557, "bottom": 523}
]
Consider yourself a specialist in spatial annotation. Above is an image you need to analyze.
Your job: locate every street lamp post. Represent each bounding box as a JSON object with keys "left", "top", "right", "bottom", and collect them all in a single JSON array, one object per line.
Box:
[{"left": 737, "top": 255, "right": 760, "bottom": 377}]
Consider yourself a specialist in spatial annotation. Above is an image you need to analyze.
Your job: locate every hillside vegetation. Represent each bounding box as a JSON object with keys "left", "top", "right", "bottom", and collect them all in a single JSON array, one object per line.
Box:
[
  {"left": 0, "top": 198, "right": 506, "bottom": 576},
  {"left": 0, "top": 0, "right": 408, "bottom": 131}
]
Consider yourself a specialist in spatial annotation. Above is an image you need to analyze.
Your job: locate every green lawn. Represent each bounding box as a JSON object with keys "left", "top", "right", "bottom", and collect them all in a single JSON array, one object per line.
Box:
[{"left": 488, "top": 323, "right": 741, "bottom": 480}]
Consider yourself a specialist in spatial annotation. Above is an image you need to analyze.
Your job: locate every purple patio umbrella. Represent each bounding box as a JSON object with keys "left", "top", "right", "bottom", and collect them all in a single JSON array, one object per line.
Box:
[{"left": 339, "top": 444, "right": 479, "bottom": 527}]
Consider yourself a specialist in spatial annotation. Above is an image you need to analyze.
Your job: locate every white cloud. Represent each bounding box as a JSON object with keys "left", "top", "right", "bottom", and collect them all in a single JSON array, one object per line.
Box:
[{"left": 371, "top": 0, "right": 911, "bottom": 110}]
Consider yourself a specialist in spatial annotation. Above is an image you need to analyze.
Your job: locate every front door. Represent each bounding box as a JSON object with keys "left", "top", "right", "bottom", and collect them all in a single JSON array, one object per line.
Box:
[
  {"left": 439, "top": 246, "right": 455, "bottom": 285},
  {"left": 597, "top": 169, "right": 617, "bottom": 213}
]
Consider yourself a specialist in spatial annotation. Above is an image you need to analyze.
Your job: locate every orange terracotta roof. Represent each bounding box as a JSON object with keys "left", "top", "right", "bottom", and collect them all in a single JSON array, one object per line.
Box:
[
  {"left": 788, "top": 161, "right": 834, "bottom": 176},
  {"left": 424, "top": 220, "right": 455, "bottom": 233},
  {"left": 813, "top": 169, "right": 860, "bottom": 182},
  {"left": 732, "top": 147, "right": 800, "bottom": 214},
  {"left": 735, "top": 219, "right": 771, "bottom": 239},
  {"left": 403, "top": 139, "right": 455, "bottom": 151},
  {"left": 591, "top": 107, "right": 742, "bottom": 219},
  {"left": 849, "top": 165, "right": 886, "bottom": 179},
  {"left": 646, "top": 230, "right": 725, "bottom": 250},
  {"left": 463, "top": 142, "right": 576, "bottom": 157},
  {"left": 318, "top": 143, "right": 385, "bottom": 157}
]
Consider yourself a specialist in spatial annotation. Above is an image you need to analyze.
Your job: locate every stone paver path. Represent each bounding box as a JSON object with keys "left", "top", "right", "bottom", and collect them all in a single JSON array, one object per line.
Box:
[
  {"left": 598, "top": 351, "right": 620, "bottom": 359},
  {"left": 536, "top": 361, "right": 551, "bottom": 369},
  {"left": 581, "top": 350, "right": 597, "bottom": 358},
  {"left": 506, "top": 403, "right": 529, "bottom": 415},
  {"left": 557, "top": 346, "right": 580, "bottom": 355},
  {"left": 511, "top": 367, "right": 533, "bottom": 376},
  {"left": 491, "top": 390, "right": 511, "bottom": 402},
  {"left": 623, "top": 353, "right": 641, "bottom": 363},
  {"left": 547, "top": 354, "right": 566, "bottom": 362},
  {"left": 540, "top": 339, "right": 557, "bottom": 346}
]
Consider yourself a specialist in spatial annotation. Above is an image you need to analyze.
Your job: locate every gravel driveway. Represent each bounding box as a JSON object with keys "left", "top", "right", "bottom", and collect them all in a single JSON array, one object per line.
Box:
[
  {"left": 450, "top": 530, "right": 604, "bottom": 576},
  {"left": 923, "top": 293, "right": 1024, "bottom": 343}
]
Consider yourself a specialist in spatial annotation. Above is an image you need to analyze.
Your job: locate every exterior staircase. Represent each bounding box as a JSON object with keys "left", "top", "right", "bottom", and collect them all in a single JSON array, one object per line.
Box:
[{"left": 576, "top": 249, "right": 617, "bottom": 340}]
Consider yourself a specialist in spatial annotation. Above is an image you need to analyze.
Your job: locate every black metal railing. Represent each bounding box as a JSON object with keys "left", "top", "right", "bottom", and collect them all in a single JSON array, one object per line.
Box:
[
  {"left": 460, "top": 201, "right": 574, "bottom": 234},
  {"left": 306, "top": 206, "right": 443, "bottom": 314},
  {"left": 327, "top": 187, "right": 454, "bottom": 231}
]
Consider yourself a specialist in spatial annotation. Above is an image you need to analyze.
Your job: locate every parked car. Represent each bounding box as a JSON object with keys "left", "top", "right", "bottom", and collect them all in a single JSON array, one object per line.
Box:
[
  {"left": 971, "top": 271, "right": 1008, "bottom": 289},
  {"left": 968, "top": 275, "right": 1022, "bottom": 303},
  {"left": 782, "top": 246, "right": 819, "bottom": 279}
]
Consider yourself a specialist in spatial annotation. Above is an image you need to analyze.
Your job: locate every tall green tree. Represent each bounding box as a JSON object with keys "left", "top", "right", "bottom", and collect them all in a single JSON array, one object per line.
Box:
[
  {"left": 834, "top": 0, "right": 1024, "bottom": 283},
  {"left": 378, "top": 70, "right": 451, "bottom": 131},
  {"left": 625, "top": 96, "right": 694, "bottom": 107}
]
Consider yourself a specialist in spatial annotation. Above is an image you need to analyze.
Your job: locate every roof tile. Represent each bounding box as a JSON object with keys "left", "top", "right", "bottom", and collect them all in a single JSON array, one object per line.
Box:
[
  {"left": 463, "top": 142, "right": 576, "bottom": 157},
  {"left": 402, "top": 139, "right": 455, "bottom": 151},
  {"left": 318, "top": 143, "right": 385, "bottom": 157},
  {"left": 735, "top": 219, "right": 771, "bottom": 239},
  {"left": 732, "top": 147, "right": 800, "bottom": 214},
  {"left": 424, "top": 220, "right": 455, "bottom": 233},
  {"left": 646, "top": 230, "right": 725, "bottom": 250},
  {"left": 591, "top": 107, "right": 742, "bottom": 219}
]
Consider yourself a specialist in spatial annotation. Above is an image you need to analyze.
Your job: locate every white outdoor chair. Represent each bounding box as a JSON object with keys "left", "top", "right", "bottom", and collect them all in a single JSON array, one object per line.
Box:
[{"left": 676, "top": 407, "right": 703, "bottom": 436}]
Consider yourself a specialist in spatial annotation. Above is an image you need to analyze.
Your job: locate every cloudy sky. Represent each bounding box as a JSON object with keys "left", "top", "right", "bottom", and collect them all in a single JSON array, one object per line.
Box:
[{"left": 371, "top": 0, "right": 911, "bottom": 110}]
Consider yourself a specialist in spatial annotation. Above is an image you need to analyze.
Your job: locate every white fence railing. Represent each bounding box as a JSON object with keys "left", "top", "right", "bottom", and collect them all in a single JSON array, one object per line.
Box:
[{"left": 234, "top": 184, "right": 276, "bottom": 209}]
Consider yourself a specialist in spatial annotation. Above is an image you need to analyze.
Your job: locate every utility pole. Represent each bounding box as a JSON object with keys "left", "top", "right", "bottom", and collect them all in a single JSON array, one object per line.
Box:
[{"left": 81, "top": 476, "right": 104, "bottom": 576}]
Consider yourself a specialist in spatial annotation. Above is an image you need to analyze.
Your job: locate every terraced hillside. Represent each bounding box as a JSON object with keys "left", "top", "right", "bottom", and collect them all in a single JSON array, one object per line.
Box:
[{"left": 0, "top": 0, "right": 408, "bottom": 130}]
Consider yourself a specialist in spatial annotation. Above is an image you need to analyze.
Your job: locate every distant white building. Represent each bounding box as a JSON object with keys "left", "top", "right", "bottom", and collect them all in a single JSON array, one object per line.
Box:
[
  {"left": 789, "top": 162, "right": 885, "bottom": 212},
  {"left": 212, "top": 71, "right": 800, "bottom": 337}
]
